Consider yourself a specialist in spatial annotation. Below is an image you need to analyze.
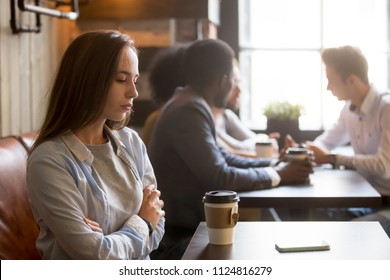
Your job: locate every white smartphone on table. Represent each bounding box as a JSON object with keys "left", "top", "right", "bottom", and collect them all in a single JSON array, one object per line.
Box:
[{"left": 275, "top": 240, "right": 330, "bottom": 253}]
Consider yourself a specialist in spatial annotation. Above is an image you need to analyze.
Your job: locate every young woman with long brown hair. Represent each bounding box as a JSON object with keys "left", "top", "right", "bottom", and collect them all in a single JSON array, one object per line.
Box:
[{"left": 27, "top": 30, "right": 165, "bottom": 259}]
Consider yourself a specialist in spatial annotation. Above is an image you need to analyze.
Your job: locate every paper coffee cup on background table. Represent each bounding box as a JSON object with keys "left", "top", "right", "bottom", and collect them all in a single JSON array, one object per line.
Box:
[{"left": 255, "top": 141, "right": 274, "bottom": 158}]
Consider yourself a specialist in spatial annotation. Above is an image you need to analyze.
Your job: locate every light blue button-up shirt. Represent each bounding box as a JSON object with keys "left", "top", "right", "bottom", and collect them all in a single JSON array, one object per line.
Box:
[{"left": 27, "top": 126, "right": 164, "bottom": 259}]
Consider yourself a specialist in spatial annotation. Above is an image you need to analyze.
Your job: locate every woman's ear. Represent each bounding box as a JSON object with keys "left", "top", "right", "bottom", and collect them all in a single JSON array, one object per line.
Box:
[{"left": 219, "top": 74, "right": 231, "bottom": 92}]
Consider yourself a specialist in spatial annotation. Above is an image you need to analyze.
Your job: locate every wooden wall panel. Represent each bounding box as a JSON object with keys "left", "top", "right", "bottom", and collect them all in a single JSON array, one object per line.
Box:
[
  {"left": 78, "top": 19, "right": 173, "bottom": 47},
  {"left": 0, "top": 1, "right": 220, "bottom": 136},
  {"left": 0, "top": 0, "right": 76, "bottom": 137}
]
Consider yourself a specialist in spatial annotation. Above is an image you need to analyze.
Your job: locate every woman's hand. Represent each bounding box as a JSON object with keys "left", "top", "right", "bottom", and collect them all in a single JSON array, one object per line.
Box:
[
  {"left": 138, "top": 185, "right": 165, "bottom": 229},
  {"left": 84, "top": 217, "right": 103, "bottom": 233}
]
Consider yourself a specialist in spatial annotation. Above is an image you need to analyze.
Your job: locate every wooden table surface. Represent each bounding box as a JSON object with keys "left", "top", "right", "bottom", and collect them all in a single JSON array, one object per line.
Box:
[{"left": 238, "top": 167, "right": 382, "bottom": 208}]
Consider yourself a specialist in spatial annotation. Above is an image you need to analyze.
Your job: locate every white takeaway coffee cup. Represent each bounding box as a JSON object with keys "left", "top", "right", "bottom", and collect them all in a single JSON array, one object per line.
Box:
[
  {"left": 203, "top": 190, "right": 240, "bottom": 245},
  {"left": 255, "top": 141, "right": 274, "bottom": 158}
]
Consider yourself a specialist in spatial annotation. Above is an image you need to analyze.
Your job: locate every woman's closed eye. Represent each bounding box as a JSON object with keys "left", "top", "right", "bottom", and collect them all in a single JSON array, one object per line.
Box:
[
  {"left": 116, "top": 74, "right": 128, "bottom": 83},
  {"left": 116, "top": 73, "right": 138, "bottom": 85}
]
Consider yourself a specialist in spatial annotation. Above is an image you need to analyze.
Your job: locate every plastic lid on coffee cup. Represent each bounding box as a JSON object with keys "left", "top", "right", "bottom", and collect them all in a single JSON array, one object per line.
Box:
[
  {"left": 286, "top": 147, "right": 308, "bottom": 155},
  {"left": 256, "top": 141, "right": 273, "bottom": 146},
  {"left": 203, "top": 190, "right": 240, "bottom": 203}
]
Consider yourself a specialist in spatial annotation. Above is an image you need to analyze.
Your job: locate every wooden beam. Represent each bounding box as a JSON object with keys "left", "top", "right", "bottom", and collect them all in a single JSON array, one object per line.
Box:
[{"left": 79, "top": 0, "right": 219, "bottom": 24}]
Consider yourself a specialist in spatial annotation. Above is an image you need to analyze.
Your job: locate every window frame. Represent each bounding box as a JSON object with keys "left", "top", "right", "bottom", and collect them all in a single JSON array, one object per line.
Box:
[{"left": 219, "top": 0, "right": 390, "bottom": 140}]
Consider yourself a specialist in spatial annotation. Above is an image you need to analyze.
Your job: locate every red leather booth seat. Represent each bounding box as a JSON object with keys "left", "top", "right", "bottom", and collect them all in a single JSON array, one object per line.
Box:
[{"left": 0, "top": 132, "right": 40, "bottom": 259}]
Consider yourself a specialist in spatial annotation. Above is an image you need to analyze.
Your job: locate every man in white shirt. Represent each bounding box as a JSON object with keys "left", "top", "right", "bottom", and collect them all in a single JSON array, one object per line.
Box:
[{"left": 304, "top": 46, "right": 390, "bottom": 235}]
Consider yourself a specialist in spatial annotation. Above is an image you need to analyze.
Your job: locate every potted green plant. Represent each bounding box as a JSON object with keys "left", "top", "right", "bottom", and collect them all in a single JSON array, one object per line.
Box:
[
  {"left": 263, "top": 101, "right": 304, "bottom": 121},
  {"left": 263, "top": 101, "right": 305, "bottom": 147}
]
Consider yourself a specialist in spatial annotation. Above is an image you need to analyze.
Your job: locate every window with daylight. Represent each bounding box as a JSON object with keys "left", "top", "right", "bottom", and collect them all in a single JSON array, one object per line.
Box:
[{"left": 238, "top": 0, "right": 390, "bottom": 131}]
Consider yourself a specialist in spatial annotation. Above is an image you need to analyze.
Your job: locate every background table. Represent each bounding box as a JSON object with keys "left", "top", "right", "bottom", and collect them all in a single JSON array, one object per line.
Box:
[
  {"left": 238, "top": 167, "right": 381, "bottom": 209},
  {"left": 182, "top": 221, "right": 390, "bottom": 260}
]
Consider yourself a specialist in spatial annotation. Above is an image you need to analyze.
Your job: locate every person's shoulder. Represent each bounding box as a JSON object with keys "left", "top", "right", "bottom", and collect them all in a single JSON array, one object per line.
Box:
[
  {"left": 370, "top": 85, "right": 390, "bottom": 101},
  {"left": 115, "top": 126, "right": 142, "bottom": 141},
  {"left": 115, "top": 127, "right": 148, "bottom": 150},
  {"left": 380, "top": 99, "right": 390, "bottom": 114},
  {"left": 223, "top": 109, "right": 240, "bottom": 119},
  {"left": 373, "top": 90, "right": 390, "bottom": 111},
  {"left": 380, "top": 91, "right": 390, "bottom": 102},
  {"left": 28, "top": 137, "right": 68, "bottom": 162},
  {"left": 163, "top": 90, "right": 210, "bottom": 119}
]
